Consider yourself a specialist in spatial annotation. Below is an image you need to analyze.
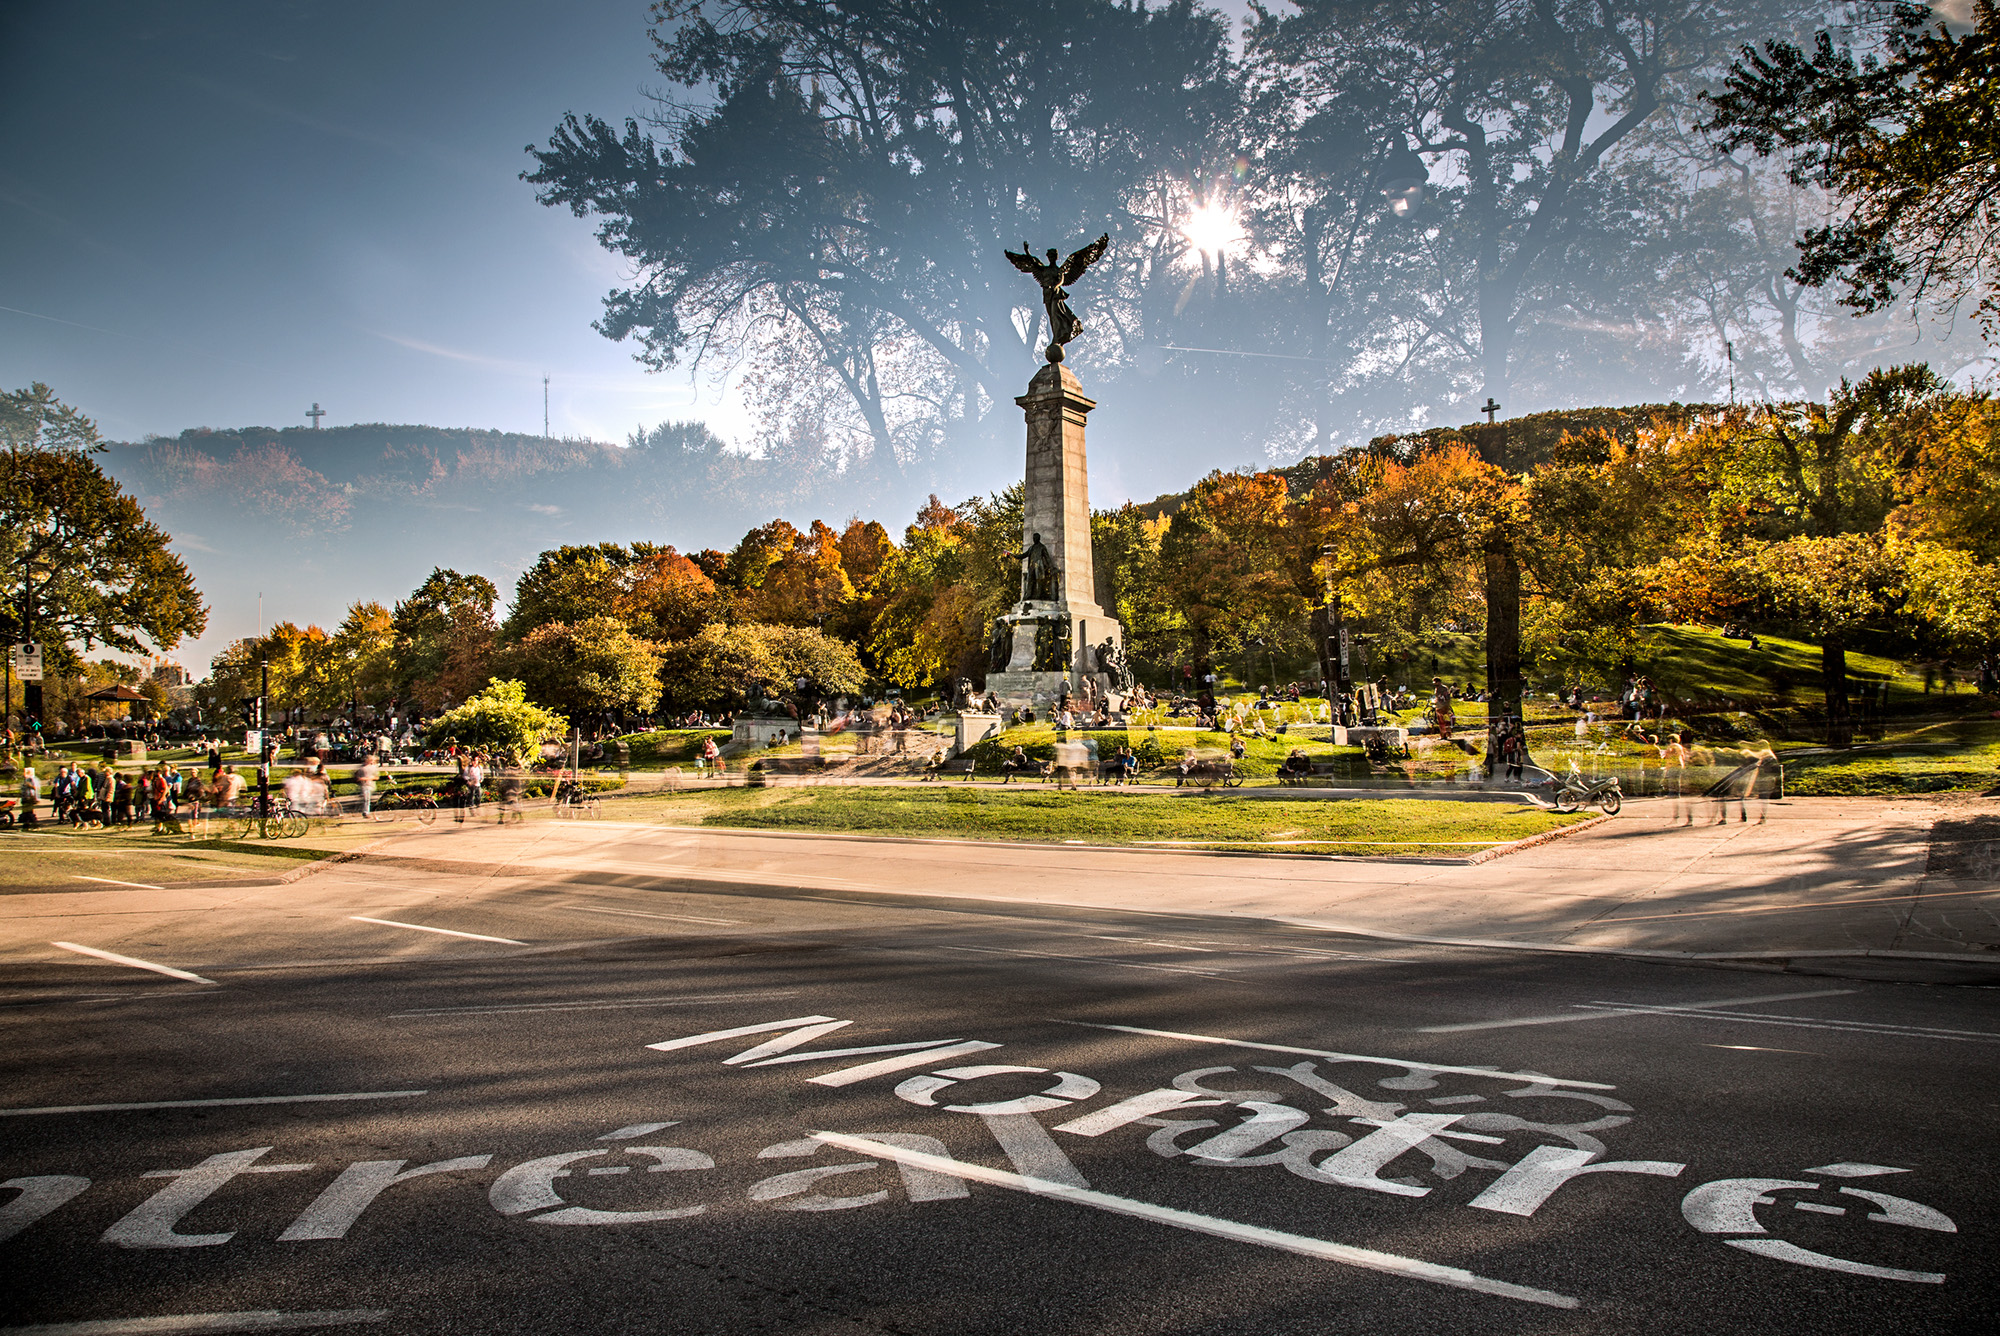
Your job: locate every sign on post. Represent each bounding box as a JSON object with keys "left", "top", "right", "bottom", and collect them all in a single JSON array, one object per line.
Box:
[{"left": 9, "top": 644, "right": 42, "bottom": 682}]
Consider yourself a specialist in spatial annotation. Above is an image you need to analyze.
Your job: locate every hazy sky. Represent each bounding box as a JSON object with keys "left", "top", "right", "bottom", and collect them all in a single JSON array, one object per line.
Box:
[
  {"left": 3, "top": 0, "right": 1271, "bottom": 679},
  {"left": 0, "top": 0, "right": 752, "bottom": 447}
]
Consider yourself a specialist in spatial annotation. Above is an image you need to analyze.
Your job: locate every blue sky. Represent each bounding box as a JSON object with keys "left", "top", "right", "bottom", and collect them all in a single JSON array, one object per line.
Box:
[{"left": 0, "top": 0, "right": 754, "bottom": 448}]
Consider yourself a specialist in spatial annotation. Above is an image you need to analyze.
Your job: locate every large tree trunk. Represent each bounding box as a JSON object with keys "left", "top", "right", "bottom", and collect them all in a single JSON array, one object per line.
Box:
[
  {"left": 1823, "top": 638, "right": 1852, "bottom": 748},
  {"left": 1483, "top": 541, "right": 1523, "bottom": 755}
]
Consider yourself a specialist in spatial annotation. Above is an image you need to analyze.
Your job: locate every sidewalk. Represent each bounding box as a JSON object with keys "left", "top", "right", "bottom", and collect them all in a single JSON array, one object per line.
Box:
[{"left": 292, "top": 794, "right": 2000, "bottom": 983}]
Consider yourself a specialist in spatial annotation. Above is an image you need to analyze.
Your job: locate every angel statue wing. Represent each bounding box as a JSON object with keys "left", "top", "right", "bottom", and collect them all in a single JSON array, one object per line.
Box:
[
  {"left": 1059, "top": 234, "right": 1110, "bottom": 285},
  {"left": 1004, "top": 244, "right": 1053, "bottom": 280}
]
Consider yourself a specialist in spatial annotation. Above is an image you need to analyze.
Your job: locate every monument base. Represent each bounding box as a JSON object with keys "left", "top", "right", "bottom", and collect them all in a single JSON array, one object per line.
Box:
[{"left": 981, "top": 603, "right": 1126, "bottom": 714}]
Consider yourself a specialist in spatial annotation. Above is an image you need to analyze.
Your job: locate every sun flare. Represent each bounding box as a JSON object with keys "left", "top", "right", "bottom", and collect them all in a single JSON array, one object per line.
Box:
[{"left": 1181, "top": 200, "right": 1244, "bottom": 255}]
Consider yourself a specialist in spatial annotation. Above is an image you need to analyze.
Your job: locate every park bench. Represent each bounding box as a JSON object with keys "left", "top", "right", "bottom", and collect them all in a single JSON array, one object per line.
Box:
[
  {"left": 749, "top": 756, "right": 826, "bottom": 786},
  {"left": 922, "top": 756, "right": 977, "bottom": 781}
]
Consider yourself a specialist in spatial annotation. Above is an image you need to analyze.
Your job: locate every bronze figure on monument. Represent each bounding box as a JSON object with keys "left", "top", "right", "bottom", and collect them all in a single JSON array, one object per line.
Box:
[
  {"left": 1010, "top": 531, "right": 1059, "bottom": 603},
  {"left": 1004, "top": 234, "right": 1109, "bottom": 362}
]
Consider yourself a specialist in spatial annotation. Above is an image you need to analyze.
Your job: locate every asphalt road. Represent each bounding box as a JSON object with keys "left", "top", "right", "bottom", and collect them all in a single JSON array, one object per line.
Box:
[{"left": 2, "top": 856, "right": 1994, "bottom": 1335}]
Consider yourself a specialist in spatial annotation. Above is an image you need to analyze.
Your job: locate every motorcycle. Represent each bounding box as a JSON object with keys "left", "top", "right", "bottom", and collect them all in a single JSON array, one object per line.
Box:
[{"left": 1533, "top": 760, "right": 1623, "bottom": 815}]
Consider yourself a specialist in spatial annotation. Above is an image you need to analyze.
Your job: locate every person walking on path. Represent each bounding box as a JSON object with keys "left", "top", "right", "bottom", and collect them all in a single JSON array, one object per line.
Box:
[
  {"left": 1431, "top": 677, "right": 1456, "bottom": 742},
  {"left": 19, "top": 764, "right": 39, "bottom": 829},
  {"left": 1499, "top": 723, "right": 1525, "bottom": 784},
  {"left": 180, "top": 770, "right": 205, "bottom": 834},
  {"left": 358, "top": 753, "right": 380, "bottom": 821}
]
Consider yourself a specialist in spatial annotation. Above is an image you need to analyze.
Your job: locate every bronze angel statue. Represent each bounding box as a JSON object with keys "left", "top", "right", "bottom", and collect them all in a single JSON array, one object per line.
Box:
[{"left": 1005, "top": 234, "right": 1109, "bottom": 363}]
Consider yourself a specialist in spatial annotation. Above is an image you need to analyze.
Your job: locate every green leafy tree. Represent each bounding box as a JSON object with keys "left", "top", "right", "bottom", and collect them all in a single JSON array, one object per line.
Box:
[
  {"left": 497, "top": 617, "right": 665, "bottom": 721},
  {"left": 657, "top": 623, "right": 864, "bottom": 712},
  {"left": 1740, "top": 533, "right": 1903, "bottom": 743},
  {"left": 1, "top": 383, "right": 108, "bottom": 455},
  {"left": 334, "top": 601, "right": 397, "bottom": 706},
  {"left": 1703, "top": 1, "right": 2000, "bottom": 329},
  {"left": 0, "top": 396, "right": 206, "bottom": 725},
  {"left": 425, "top": 679, "right": 568, "bottom": 764},
  {"left": 391, "top": 569, "right": 498, "bottom": 708},
  {"left": 1897, "top": 538, "right": 2000, "bottom": 657},
  {"left": 503, "top": 544, "right": 636, "bottom": 639}
]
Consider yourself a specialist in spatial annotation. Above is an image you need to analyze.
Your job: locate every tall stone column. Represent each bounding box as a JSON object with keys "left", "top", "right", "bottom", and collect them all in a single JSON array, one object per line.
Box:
[{"left": 1017, "top": 363, "right": 1101, "bottom": 618}]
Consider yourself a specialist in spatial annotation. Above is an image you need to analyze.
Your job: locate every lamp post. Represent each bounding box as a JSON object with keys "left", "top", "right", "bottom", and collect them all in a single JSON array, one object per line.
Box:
[{"left": 257, "top": 658, "right": 271, "bottom": 838}]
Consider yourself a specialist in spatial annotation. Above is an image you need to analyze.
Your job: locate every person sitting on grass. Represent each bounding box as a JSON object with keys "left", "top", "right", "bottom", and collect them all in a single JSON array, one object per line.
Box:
[{"left": 1230, "top": 735, "right": 1247, "bottom": 761}]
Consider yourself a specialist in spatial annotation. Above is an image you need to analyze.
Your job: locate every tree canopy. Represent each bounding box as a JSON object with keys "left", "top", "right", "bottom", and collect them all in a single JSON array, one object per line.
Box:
[
  {"left": 0, "top": 390, "right": 206, "bottom": 677},
  {"left": 1703, "top": 1, "right": 2000, "bottom": 329}
]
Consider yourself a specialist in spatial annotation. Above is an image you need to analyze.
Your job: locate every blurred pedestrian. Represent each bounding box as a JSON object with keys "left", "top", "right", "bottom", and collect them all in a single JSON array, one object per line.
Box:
[{"left": 358, "top": 753, "right": 379, "bottom": 821}]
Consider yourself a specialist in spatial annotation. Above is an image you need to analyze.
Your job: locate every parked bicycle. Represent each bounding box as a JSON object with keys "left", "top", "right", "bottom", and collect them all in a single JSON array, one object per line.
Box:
[
  {"left": 213, "top": 797, "right": 309, "bottom": 839},
  {"left": 552, "top": 777, "right": 600, "bottom": 818},
  {"left": 373, "top": 782, "right": 440, "bottom": 825}
]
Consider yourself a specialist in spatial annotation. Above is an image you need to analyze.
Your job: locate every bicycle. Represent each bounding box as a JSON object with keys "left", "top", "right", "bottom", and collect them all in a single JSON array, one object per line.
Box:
[
  {"left": 216, "top": 798, "right": 310, "bottom": 839},
  {"left": 553, "top": 778, "right": 600, "bottom": 818},
  {"left": 374, "top": 783, "right": 440, "bottom": 825}
]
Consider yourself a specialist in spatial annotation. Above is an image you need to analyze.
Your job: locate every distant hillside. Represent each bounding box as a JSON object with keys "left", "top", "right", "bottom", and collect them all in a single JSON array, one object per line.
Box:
[
  {"left": 1124, "top": 403, "right": 1717, "bottom": 518},
  {"left": 102, "top": 421, "right": 857, "bottom": 545},
  {"left": 101, "top": 420, "right": 929, "bottom": 666}
]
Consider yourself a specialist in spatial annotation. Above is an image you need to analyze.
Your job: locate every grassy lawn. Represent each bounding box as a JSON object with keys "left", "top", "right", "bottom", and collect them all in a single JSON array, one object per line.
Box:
[
  {"left": 1630, "top": 624, "right": 1922, "bottom": 709},
  {"left": 1778, "top": 720, "right": 2000, "bottom": 796},
  {"left": 610, "top": 728, "right": 733, "bottom": 768},
  {"left": 619, "top": 785, "right": 1588, "bottom": 855},
  {"left": 0, "top": 828, "right": 337, "bottom": 891}
]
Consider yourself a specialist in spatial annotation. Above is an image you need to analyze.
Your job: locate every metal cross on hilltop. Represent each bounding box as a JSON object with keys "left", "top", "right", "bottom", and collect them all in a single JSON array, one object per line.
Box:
[
  {"left": 1481, "top": 397, "right": 1501, "bottom": 424},
  {"left": 306, "top": 403, "right": 326, "bottom": 429}
]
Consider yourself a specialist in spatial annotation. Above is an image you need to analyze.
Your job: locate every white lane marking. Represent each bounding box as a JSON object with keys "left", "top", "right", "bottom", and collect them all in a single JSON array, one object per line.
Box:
[
  {"left": 0, "top": 1091, "right": 426, "bottom": 1118},
  {"left": 0, "top": 1310, "right": 387, "bottom": 1334},
  {"left": 1088, "top": 936, "right": 1215, "bottom": 952},
  {"left": 349, "top": 916, "right": 525, "bottom": 945},
  {"left": 813, "top": 1132, "right": 1577, "bottom": 1309},
  {"left": 389, "top": 991, "right": 796, "bottom": 1017},
  {"left": 934, "top": 944, "right": 1238, "bottom": 981},
  {"left": 1264, "top": 947, "right": 1421, "bottom": 963},
  {"left": 559, "top": 904, "right": 743, "bottom": 926},
  {"left": 73, "top": 876, "right": 166, "bottom": 890},
  {"left": 51, "top": 943, "right": 215, "bottom": 986},
  {"left": 1417, "top": 988, "right": 1858, "bottom": 1034},
  {"left": 808, "top": 1041, "right": 1003, "bottom": 1087},
  {"left": 1705, "top": 1045, "right": 1820, "bottom": 1055},
  {"left": 1572, "top": 1003, "right": 2000, "bottom": 1043},
  {"left": 1057, "top": 1021, "right": 1614, "bottom": 1091}
]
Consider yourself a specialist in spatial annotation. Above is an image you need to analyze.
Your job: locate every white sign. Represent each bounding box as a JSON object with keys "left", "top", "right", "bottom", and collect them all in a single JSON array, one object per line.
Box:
[
  {"left": 10, "top": 643, "right": 42, "bottom": 682},
  {"left": 245, "top": 729, "right": 263, "bottom": 753}
]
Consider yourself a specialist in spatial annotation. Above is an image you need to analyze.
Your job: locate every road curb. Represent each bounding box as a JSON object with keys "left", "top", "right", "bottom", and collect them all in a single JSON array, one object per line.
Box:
[{"left": 1465, "top": 812, "right": 1615, "bottom": 862}]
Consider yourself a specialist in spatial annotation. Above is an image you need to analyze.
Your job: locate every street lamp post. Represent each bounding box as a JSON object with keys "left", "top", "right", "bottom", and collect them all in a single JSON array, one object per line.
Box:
[{"left": 257, "top": 658, "right": 271, "bottom": 838}]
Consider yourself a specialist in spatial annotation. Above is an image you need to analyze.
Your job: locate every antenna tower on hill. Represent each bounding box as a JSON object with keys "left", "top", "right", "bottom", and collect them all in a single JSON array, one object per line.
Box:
[{"left": 543, "top": 376, "right": 550, "bottom": 439}]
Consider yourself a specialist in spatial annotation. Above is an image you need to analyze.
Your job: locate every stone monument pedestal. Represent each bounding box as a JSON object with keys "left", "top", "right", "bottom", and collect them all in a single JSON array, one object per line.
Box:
[{"left": 730, "top": 717, "right": 796, "bottom": 751}]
